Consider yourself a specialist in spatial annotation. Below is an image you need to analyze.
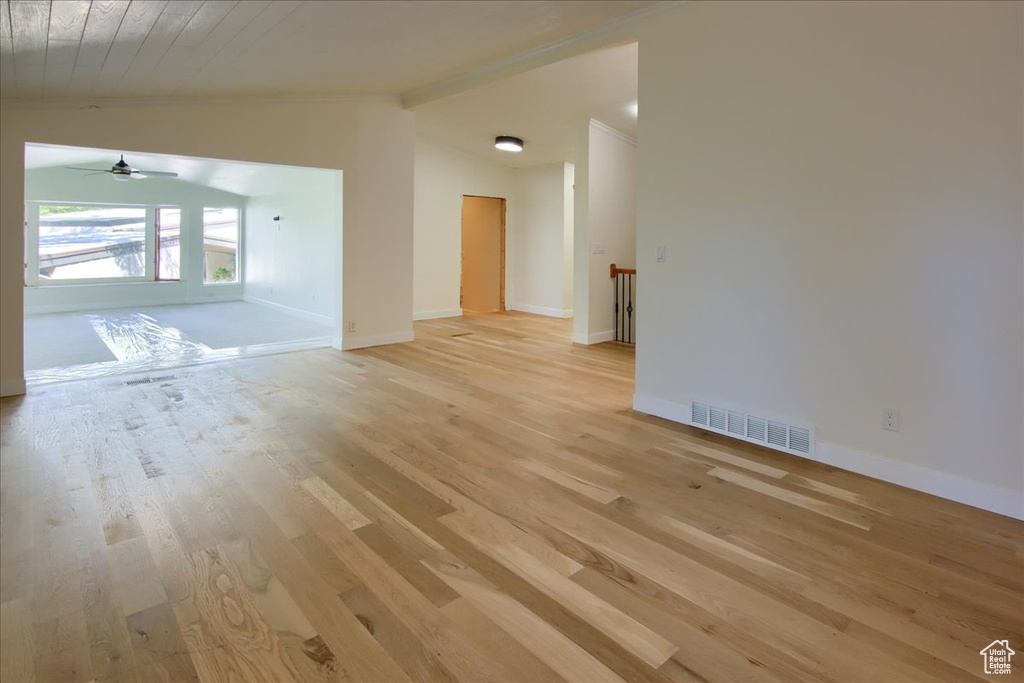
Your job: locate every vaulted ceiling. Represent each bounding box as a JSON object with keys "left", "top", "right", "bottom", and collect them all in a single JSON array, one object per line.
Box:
[
  {"left": 24, "top": 142, "right": 334, "bottom": 196},
  {"left": 0, "top": 0, "right": 655, "bottom": 101},
  {"left": 2, "top": 1, "right": 663, "bottom": 171},
  {"left": 416, "top": 42, "right": 637, "bottom": 168}
]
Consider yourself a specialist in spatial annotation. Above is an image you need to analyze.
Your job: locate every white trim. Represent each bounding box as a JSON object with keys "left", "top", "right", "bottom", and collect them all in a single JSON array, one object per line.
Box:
[
  {"left": 244, "top": 296, "right": 334, "bottom": 327},
  {"left": 512, "top": 304, "right": 573, "bottom": 319},
  {"left": 816, "top": 442, "right": 1024, "bottom": 521},
  {"left": 184, "top": 293, "right": 241, "bottom": 304},
  {"left": 26, "top": 293, "right": 243, "bottom": 315},
  {"left": 632, "top": 392, "right": 692, "bottom": 423},
  {"left": 402, "top": 1, "right": 688, "bottom": 108},
  {"left": 573, "top": 329, "right": 615, "bottom": 345},
  {"left": 631, "top": 392, "right": 1024, "bottom": 520},
  {"left": 2, "top": 94, "right": 401, "bottom": 111},
  {"left": 589, "top": 118, "right": 637, "bottom": 147},
  {"left": 26, "top": 298, "right": 187, "bottom": 315},
  {"left": 1, "top": 379, "right": 27, "bottom": 397},
  {"left": 341, "top": 330, "right": 414, "bottom": 351},
  {"left": 413, "top": 308, "right": 463, "bottom": 321}
]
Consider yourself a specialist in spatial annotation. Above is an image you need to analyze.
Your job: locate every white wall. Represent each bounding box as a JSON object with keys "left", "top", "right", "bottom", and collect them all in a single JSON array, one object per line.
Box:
[
  {"left": 633, "top": 1, "right": 1024, "bottom": 517},
  {"left": 23, "top": 167, "right": 246, "bottom": 313},
  {"left": 573, "top": 120, "right": 637, "bottom": 344},
  {"left": 563, "top": 164, "right": 575, "bottom": 313},
  {"left": 0, "top": 98, "right": 415, "bottom": 395},
  {"left": 512, "top": 163, "right": 574, "bottom": 318},
  {"left": 413, "top": 138, "right": 516, "bottom": 319},
  {"left": 245, "top": 170, "right": 340, "bottom": 325}
]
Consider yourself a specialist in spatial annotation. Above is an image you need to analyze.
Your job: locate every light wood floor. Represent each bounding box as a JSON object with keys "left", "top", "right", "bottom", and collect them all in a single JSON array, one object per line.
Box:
[{"left": 2, "top": 312, "right": 1021, "bottom": 682}]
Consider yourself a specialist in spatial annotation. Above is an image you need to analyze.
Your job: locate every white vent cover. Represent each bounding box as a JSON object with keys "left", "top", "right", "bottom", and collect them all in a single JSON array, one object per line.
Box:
[{"left": 689, "top": 399, "right": 815, "bottom": 458}]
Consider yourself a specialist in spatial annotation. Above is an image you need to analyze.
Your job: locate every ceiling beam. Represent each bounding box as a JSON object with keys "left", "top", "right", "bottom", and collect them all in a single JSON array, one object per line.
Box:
[{"left": 400, "top": 1, "right": 687, "bottom": 110}]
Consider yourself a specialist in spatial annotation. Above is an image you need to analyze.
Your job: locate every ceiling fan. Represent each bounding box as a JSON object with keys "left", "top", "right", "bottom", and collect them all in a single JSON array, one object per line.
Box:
[{"left": 64, "top": 155, "right": 179, "bottom": 181}]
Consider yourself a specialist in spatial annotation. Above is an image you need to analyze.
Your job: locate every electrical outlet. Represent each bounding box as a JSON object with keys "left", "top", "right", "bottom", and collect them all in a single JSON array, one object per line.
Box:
[
  {"left": 347, "top": 321, "right": 356, "bottom": 333},
  {"left": 592, "top": 243, "right": 604, "bottom": 255},
  {"left": 883, "top": 408, "right": 900, "bottom": 432}
]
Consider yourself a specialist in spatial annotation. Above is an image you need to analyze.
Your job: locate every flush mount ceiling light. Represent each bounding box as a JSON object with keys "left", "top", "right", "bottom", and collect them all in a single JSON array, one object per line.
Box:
[{"left": 494, "top": 135, "right": 524, "bottom": 153}]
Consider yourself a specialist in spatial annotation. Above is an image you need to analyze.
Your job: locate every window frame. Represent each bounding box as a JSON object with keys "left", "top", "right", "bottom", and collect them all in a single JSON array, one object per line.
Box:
[
  {"left": 25, "top": 201, "right": 244, "bottom": 288},
  {"left": 155, "top": 205, "right": 183, "bottom": 282},
  {"left": 201, "top": 206, "right": 242, "bottom": 286},
  {"left": 26, "top": 202, "right": 156, "bottom": 287}
]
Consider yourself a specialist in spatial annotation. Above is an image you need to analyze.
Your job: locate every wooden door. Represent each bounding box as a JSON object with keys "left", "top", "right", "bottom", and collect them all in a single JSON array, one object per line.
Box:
[{"left": 461, "top": 196, "right": 505, "bottom": 313}]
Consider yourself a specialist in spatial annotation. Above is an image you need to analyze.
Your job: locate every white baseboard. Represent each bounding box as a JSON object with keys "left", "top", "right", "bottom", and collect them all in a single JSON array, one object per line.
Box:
[
  {"left": 512, "top": 304, "right": 573, "bottom": 319},
  {"left": 815, "top": 442, "right": 1024, "bottom": 521},
  {"left": 413, "top": 308, "right": 463, "bottom": 321},
  {"left": 632, "top": 392, "right": 1024, "bottom": 520},
  {"left": 26, "top": 299, "right": 185, "bottom": 315},
  {"left": 573, "top": 329, "right": 615, "bottom": 345},
  {"left": 633, "top": 393, "right": 691, "bottom": 423},
  {"left": 26, "top": 295, "right": 245, "bottom": 315},
  {"left": 0, "top": 378, "right": 27, "bottom": 397},
  {"left": 185, "top": 293, "right": 244, "bottom": 305},
  {"left": 244, "top": 296, "right": 334, "bottom": 327},
  {"left": 342, "top": 330, "right": 415, "bottom": 351}
]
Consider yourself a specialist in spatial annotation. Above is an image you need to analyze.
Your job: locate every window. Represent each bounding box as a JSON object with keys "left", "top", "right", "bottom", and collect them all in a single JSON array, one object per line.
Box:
[
  {"left": 27, "top": 202, "right": 241, "bottom": 287},
  {"left": 156, "top": 207, "right": 181, "bottom": 280},
  {"left": 203, "top": 207, "right": 239, "bottom": 284},
  {"left": 37, "top": 205, "right": 147, "bottom": 281}
]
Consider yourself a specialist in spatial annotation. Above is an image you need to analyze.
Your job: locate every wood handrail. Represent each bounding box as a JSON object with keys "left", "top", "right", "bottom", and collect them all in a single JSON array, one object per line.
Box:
[{"left": 610, "top": 263, "right": 636, "bottom": 278}]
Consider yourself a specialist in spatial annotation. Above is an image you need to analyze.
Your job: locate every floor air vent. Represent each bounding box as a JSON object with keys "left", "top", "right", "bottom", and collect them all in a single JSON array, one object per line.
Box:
[
  {"left": 125, "top": 375, "right": 176, "bottom": 386},
  {"left": 689, "top": 399, "right": 814, "bottom": 458}
]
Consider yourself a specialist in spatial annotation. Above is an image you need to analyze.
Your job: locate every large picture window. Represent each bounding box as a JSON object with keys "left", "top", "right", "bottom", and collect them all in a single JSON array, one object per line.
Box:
[
  {"left": 27, "top": 202, "right": 242, "bottom": 287},
  {"left": 203, "top": 207, "right": 239, "bottom": 284},
  {"left": 37, "top": 205, "right": 147, "bottom": 281}
]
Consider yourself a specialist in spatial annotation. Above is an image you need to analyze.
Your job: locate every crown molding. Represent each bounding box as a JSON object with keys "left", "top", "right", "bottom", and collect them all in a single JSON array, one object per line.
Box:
[
  {"left": 589, "top": 118, "right": 637, "bottom": 147},
  {"left": 401, "top": 1, "right": 690, "bottom": 109},
  {"left": 0, "top": 93, "right": 402, "bottom": 111}
]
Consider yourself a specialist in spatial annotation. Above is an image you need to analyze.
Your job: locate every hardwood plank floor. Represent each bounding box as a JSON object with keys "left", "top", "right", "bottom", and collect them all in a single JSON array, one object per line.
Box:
[{"left": 1, "top": 312, "right": 1021, "bottom": 682}]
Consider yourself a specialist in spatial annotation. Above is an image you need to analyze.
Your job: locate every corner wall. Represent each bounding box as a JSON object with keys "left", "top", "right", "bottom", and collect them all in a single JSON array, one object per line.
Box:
[
  {"left": 245, "top": 171, "right": 341, "bottom": 325},
  {"left": 512, "top": 163, "right": 574, "bottom": 318},
  {"left": 413, "top": 138, "right": 516, "bottom": 319},
  {"left": 634, "top": 1, "right": 1024, "bottom": 517},
  {"left": 573, "top": 120, "right": 637, "bottom": 344}
]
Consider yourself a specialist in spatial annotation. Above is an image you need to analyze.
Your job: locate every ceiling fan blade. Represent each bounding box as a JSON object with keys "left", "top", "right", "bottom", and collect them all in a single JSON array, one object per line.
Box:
[
  {"left": 64, "top": 165, "right": 110, "bottom": 172},
  {"left": 134, "top": 169, "right": 178, "bottom": 177},
  {"left": 84, "top": 172, "right": 109, "bottom": 176}
]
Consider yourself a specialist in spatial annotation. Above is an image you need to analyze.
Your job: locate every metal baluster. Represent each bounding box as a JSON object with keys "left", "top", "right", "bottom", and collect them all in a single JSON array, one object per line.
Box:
[
  {"left": 620, "top": 273, "right": 625, "bottom": 342},
  {"left": 627, "top": 273, "right": 633, "bottom": 344},
  {"left": 614, "top": 273, "right": 620, "bottom": 341}
]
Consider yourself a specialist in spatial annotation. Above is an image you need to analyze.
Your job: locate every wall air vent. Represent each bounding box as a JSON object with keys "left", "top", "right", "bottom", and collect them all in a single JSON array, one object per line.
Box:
[
  {"left": 691, "top": 402, "right": 709, "bottom": 426},
  {"left": 688, "top": 399, "right": 815, "bottom": 459}
]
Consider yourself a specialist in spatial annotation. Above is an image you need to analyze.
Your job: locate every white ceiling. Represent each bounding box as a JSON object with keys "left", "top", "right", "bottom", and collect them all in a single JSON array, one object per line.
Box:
[
  {"left": 25, "top": 142, "right": 336, "bottom": 196},
  {"left": 8, "top": 1, "right": 650, "bottom": 176},
  {"left": 0, "top": 0, "right": 654, "bottom": 100},
  {"left": 416, "top": 42, "right": 637, "bottom": 168}
]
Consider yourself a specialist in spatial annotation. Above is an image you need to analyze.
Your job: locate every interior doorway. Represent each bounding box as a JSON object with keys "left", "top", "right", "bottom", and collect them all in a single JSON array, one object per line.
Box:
[{"left": 461, "top": 195, "right": 505, "bottom": 313}]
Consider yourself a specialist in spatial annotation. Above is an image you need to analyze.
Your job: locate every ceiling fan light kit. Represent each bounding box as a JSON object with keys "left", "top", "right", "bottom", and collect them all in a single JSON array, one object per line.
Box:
[{"left": 64, "top": 155, "right": 179, "bottom": 180}]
